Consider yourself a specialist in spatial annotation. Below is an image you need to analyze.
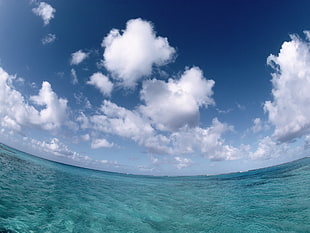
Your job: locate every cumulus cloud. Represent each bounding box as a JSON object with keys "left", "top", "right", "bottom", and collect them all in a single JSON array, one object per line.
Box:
[
  {"left": 82, "top": 98, "right": 238, "bottom": 161},
  {"left": 0, "top": 67, "right": 68, "bottom": 132},
  {"left": 250, "top": 136, "right": 289, "bottom": 160},
  {"left": 90, "top": 100, "right": 154, "bottom": 143},
  {"left": 41, "top": 33, "right": 56, "bottom": 45},
  {"left": 30, "top": 81, "right": 68, "bottom": 130},
  {"left": 169, "top": 118, "right": 239, "bottom": 161},
  {"left": 0, "top": 67, "right": 39, "bottom": 132},
  {"left": 31, "top": 137, "right": 76, "bottom": 157},
  {"left": 174, "top": 157, "right": 193, "bottom": 169},
  {"left": 32, "top": 2, "right": 55, "bottom": 26},
  {"left": 140, "top": 67, "right": 215, "bottom": 131},
  {"left": 70, "top": 50, "right": 89, "bottom": 65},
  {"left": 196, "top": 119, "right": 238, "bottom": 161},
  {"left": 251, "top": 118, "right": 269, "bottom": 133},
  {"left": 1, "top": 115, "right": 21, "bottom": 132},
  {"left": 87, "top": 101, "right": 173, "bottom": 154},
  {"left": 265, "top": 33, "right": 310, "bottom": 142},
  {"left": 91, "top": 138, "right": 114, "bottom": 149},
  {"left": 87, "top": 72, "right": 113, "bottom": 97},
  {"left": 102, "top": 18, "right": 175, "bottom": 88}
]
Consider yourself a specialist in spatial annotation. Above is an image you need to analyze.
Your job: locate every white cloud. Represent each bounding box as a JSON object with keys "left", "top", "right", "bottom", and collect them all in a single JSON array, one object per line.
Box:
[
  {"left": 70, "top": 50, "right": 89, "bottom": 65},
  {"left": 30, "top": 81, "right": 68, "bottom": 130},
  {"left": 174, "top": 156, "right": 193, "bottom": 169},
  {"left": 196, "top": 119, "right": 238, "bottom": 161},
  {"left": 251, "top": 118, "right": 269, "bottom": 133},
  {"left": 30, "top": 137, "right": 102, "bottom": 164},
  {"left": 0, "top": 67, "right": 68, "bottom": 132},
  {"left": 169, "top": 118, "right": 239, "bottom": 161},
  {"left": 250, "top": 136, "right": 288, "bottom": 160},
  {"left": 41, "top": 33, "right": 56, "bottom": 45},
  {"left": 91, "top": 138, "right": 114, "bottom": 149},
  {"left": 71, "top": 68, "right": 78, "bottom": 85},
  {"left": 90, "top": 100, "right": 154, "bottom": 143},
  {"left": 31, "top": 137, "right": 75, "bottom": 157},
  {"left": 32, "top": 2, "right": 55, "bottom": 26},
  {"left": 265, "top": 33, "right": 310, "bottom": 142},
  {"left": 83, "top": 98, "right": 238, "bottom": 161},
  {"left": 102, "top": 18, "right": 175, "bottom": 88},
  {"left": 29, "top": 137, "right": 121, "bottom": 171},
  {"left": 1, "top": 115, "right": 21, "bottom": 132},
  {"left": 0, "top": 67, "right": 39, "bottom": 132},
  {"left": 87, "top": 72, "right": 113, "bottom": 97},
  {"left": 140, "top": 67, "right": 215, "bottom": 131}
]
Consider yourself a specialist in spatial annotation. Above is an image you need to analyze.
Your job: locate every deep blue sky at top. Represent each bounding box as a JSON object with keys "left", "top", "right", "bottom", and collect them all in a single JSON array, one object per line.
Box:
[{"left": 1, "top": 0, "right": 310, "bottom": 175}]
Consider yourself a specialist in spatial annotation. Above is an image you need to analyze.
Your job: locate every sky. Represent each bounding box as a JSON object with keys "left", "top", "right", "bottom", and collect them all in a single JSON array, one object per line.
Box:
[{"left": 1, "top": 0, "right": 310, "bottom": 175}]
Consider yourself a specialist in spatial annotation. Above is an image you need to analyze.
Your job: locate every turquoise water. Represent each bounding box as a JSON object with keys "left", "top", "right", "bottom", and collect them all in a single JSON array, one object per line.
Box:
[{"left": 0, "top": 144, "right": 309, "bottom": 232}]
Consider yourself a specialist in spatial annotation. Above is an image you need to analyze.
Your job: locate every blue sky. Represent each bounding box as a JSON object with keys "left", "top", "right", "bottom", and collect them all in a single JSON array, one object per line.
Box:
[{"left": 1, "top": 0, "right": 310, "bottom": 175}]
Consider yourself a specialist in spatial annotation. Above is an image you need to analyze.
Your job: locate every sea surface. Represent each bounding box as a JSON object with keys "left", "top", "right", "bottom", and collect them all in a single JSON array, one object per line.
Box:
[{"left": 0, "top": 144, "right": 309, "bottom": 233}]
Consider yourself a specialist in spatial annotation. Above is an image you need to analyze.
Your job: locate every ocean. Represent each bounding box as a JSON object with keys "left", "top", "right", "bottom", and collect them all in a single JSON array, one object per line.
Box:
[{"left": 0, "top": 143, "right": 309, "bottom": 232}]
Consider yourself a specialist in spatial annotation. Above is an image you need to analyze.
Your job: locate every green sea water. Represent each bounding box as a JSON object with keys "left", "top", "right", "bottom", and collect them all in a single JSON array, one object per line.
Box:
[{"left": 0, "top": 143, "right": 309, "bottom": 232}]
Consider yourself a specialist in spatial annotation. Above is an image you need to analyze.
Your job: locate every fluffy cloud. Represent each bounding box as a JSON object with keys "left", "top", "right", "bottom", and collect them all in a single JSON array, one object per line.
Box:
[
  {"left": 41, "top": 33, "right": 56, "bottom": 45},
  {"left": 88, "top": 101, "right": 174, "bottom": 155},
  {"left": 196, "top": 119, "right": 237, "bottom": 160},
  {"left": 265, "top": 33, "right": 310, "bottom": 142},
  {"left": 30, "top": 81, "right": 68, "bottom": 130},
  {"left": 90, "top": 100, "right": 154, "bottom": 143},
  {"left": 102, "top": 18, "right": 175, "bottom": 88},
  {"left": 32, "top": 2, "right": 55, "bottom": 26},
  {"left": 84, "top": 99, "right": 238, "bottom": 161},
  {"left": 87, "top": 72, "right": 113, "bottom": 97},
  {"left": 0, "top": 67, "right": 68, "bottom": 132},
  {"left": 70, "top": 50, "right": 89, "bottom": 65},
  {"left": 174, "top": 157, "right": 193, "bottom": 169},
  {"left": 169, "top": 118, "right": 239, "bottom": 160},
  {"left": 1, "top": 115, "right": 21, "bottom": 132},
  {"left": 31, "top": 137, "right": 77, "bottom": 157},
  {"left": 91, "top": 138, "right": 114, "bottom": 149},
  {"left": 251, "top": 118, "right": 269, "bottom": 133},
  {"left": 0, "top": 67, "right": 39, "bottom": 132},
  {"left": 140, "top": 67, "right": 215, "bottom": 131},
  {"left": 250, "top": 136, "right": 289, "bottom": 160}
]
